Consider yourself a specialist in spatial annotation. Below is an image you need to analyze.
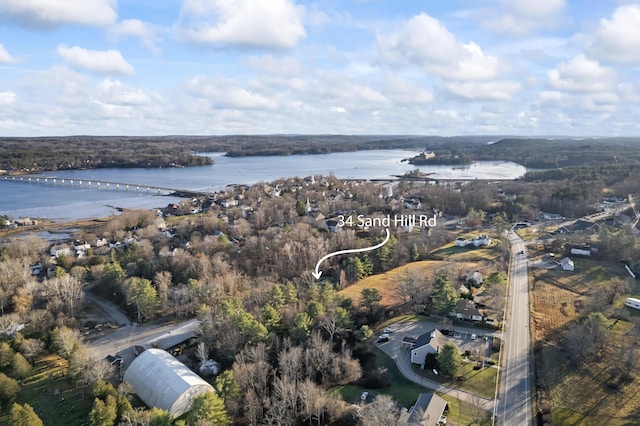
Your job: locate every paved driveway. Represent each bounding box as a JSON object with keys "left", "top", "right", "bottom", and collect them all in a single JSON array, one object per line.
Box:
[{"left": 375, "top": 320, "right": 495, "bottom": 410}]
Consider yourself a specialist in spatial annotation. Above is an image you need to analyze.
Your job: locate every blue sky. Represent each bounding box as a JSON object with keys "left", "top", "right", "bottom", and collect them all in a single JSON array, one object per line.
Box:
[{"left": 1, "top": 0, "right": 640, "bottom": 136}]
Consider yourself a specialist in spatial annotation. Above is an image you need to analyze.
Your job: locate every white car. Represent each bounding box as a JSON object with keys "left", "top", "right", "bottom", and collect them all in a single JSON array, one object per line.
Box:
[
  {"left": 470, "top": 333, "right": 477, "bottom": 340},
  {"left": 360, "top": 391, "right": 369, "bottom": 401},
  {"left": 378, "top": 333, "right": 390, "bottom": 342},
  {"left": 383, "top": 326, "right": 393, "bottom": 333}
]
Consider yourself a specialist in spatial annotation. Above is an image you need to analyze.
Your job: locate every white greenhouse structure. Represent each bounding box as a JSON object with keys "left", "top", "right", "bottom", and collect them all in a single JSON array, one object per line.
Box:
[{"left": 124, "top": 348, "right": 214, "bottom": 417}]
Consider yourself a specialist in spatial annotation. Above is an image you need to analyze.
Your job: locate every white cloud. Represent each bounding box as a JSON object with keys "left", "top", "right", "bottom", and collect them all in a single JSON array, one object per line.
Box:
[
  {"left": 97, "top": 79, "right": 151, "bottom": 105},
  {"left": 109, "top": 19, "right": 162, "bottom": 54},
  {"left": 380, "top": 73, "right": 433, "bottom": 105},
  {"left": 177, "top": 0, "right": 306, "bottom": 49},
  {"left": 185, "top": 75, "right": 278, "bottom": 110},
  {"left": 478, "top": 0, "right": 566, "bottom": 36},
  {"left": 502, "top": 0, "right": 565, "bottom": 21},
  {"left": 0, "top": 0, "right": 117, "bottom": 27},
  {"left": 57, "top": 45, "right": 135, "bottom": 76},
  {"left": 445, "top": 80, "right": 521, "bottom": 101},
  {"left": 587, "top": 4, "right": 640, "bottom": 63},
  {"left": 0, "top": 90, "right": 16, "bottom": 104},
  {"left": 548, "top": 55, "right": 616, "bottom": 93},
  {"left": 376, "top": 13, "right": 503, "bottom": 81},
  {"left": 0, "top": 42, "right": 17, "bottom": 63}
]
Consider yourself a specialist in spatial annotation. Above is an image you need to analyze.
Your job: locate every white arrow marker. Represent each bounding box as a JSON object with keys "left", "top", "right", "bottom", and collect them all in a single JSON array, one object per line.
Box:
[{"left": 312, "top": 228, "right": 390, "bottom": 280}]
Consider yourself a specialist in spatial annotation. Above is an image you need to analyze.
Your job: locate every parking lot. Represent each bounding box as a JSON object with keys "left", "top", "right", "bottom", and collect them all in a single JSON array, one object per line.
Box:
[{"left": 376, "top": 320, "right": 495, "bottom": 362}]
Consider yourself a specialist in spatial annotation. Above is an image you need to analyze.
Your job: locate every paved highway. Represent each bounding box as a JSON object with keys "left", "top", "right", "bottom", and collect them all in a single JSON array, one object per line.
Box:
[{"left": 495, "top": 232, "right": 533, "bottom": 425}]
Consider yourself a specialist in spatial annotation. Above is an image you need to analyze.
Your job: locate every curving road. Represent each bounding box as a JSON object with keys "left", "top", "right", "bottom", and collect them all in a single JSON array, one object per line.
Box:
[{"left": 494, "top": 232, "right": 533, "bottom": 425}]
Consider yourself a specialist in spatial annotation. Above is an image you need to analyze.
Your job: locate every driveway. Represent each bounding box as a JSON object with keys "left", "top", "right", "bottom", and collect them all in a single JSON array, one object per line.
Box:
[{"left": 375, "top": 320, "right": 495, "bottom": 410}]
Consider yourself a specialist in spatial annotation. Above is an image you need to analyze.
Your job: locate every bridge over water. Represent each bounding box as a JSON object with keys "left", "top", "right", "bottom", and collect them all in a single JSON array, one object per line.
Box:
[{"left": 2, "top": 174, "right": 206, "bottom": 197}]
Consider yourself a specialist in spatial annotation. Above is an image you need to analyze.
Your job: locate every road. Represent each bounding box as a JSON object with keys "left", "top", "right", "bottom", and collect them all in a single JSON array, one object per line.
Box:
[
  {"left": 494, "top": 233, "right": 533, "bottom": 425},
  {"left": 86, "top": 318, "right": 200, "bottom": 360},
  {"left": 83, "top": 289, "right": 132, "bottom": 327}
]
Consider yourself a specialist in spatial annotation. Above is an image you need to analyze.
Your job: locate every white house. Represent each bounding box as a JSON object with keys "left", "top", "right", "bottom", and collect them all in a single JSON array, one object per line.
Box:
[
  {"left": 561, "top": 257, "right": 575, "bottom": 271},
  {"left": 472, "top": 235, "right": 492, "bottom": 247},
  {"left": 455, "top": 237, "right": 467, "bottom": 247},
  {"left": 625, "top": 298, "right": 640, "bottom": 310},
  {"left": 50, "top": 244, "right": 72, "bottom": 259},
  {"left": 570, "top": 247, "right": 591, "bottom": 256},
  {"left": 410, "top": 330, "right": 449, "bottom": 364}
]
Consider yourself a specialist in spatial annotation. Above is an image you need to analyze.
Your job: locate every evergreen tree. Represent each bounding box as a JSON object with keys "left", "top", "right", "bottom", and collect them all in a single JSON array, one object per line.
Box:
[
  {"left": 360, "top": 288, "right": 382, "bottom": 319},
  {"left": 88, "top": 395, "right": 117, "bottom": 426},
  {"left": 431, "top": 274, "right": 458, "bottom": 315},
  {"left": 10, "top": 403, "right": 43, "bottom": 426},
  {"left": 262, "top": 304, "right": 282, "bottom": 332},
  {"left": 437, "top": 342, "right": 462, "bottom": 377},
  {"left": 187, "top": 391, "right": 230, "bottom": 425},
  {"left": 126, "top": 278, "right": 160, "bottom": 322}
]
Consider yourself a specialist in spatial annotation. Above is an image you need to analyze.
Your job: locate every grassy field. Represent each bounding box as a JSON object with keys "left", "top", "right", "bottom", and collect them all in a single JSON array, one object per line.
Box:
[
  {"left": 531, "top": 256, "right": 640, "bottom": 425},
  {"left": 330, "top": 348, "right": 490, "bottom": 425},
  {"left": 411, "top": 361, "right": 498, "bottom": 399},
  {"left": 338, "top": 260, "right": 482, "bottom": 308},
  {"left": 429, "top": 238, "right": 504, "bottom": 262},
  {"left": 0, "top": 354, "right": 93, "bottom": 426}
]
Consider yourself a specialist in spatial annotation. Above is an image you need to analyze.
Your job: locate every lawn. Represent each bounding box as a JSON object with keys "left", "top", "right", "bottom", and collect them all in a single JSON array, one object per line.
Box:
[
  {"left": 429, "top": 239, "right": 503, "bottom": 262},
  {"left": 330, "top": 348, "right": 490, "bottom": 425},
  {"left": 411, "top": 361, "right": 498, "bottom": 399},
  {"left": 0, "top": 354, "right": 93, "bottom": 426}
]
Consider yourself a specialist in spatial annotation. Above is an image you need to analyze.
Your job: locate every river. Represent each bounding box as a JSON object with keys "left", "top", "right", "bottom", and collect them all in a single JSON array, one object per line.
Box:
[{"left": 0, "top": 150, "right": 526, "bottom": 221}]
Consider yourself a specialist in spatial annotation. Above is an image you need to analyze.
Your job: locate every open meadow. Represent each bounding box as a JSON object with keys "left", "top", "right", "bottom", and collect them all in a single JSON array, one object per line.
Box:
[{"left": 530, "top": 253, "right": 640, "bottom": 425}]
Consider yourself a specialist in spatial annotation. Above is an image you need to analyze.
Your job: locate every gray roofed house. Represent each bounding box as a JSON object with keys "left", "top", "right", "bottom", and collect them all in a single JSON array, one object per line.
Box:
[
  {"left": 399, "top": 393, "right": 448, "bottom": 425},
  {"left": 410, "top": 330, "right": 450, "bottom": 364},
  {"left": 455, "top": 299, "right": 483, "bottom": 321}
]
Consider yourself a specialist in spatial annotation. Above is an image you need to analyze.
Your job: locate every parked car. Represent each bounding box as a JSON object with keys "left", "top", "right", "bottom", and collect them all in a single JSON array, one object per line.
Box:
[
  {"left": 378, "top": 333, "right": 390, "bottom": 342},
  {"left": 383, "top": 326, "right": 393, "bottom": 333},
  {"left": 360, "top": 391, "right": 369, "bottom": 401}
]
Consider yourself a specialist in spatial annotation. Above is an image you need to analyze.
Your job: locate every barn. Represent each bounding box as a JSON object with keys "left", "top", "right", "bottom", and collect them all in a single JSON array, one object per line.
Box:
[{"left": 123, "top": 348, "right": 214, "bottom": 418}]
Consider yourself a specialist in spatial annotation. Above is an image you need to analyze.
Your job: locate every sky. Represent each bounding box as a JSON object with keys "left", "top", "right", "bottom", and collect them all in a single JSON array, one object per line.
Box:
[{"left": 1, "top": 0, "right": 640, "bottom": 137}]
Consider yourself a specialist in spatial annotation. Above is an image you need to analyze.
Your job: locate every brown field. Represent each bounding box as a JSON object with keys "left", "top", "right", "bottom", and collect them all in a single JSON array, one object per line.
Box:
[
  {"left": 531, "top": 280, "right": 583, "bottom": 340},
  {"left": 531, "top": 257, "right": 640, "bottom": 424},
  {"left": 338, "top": 260, "right": 483, "bottom": 308}
]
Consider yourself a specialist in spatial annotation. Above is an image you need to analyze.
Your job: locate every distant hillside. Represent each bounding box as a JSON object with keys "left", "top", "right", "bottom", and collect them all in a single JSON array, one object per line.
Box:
[{"left": 1, "top": 134, "right": 639, "bottom": 173}]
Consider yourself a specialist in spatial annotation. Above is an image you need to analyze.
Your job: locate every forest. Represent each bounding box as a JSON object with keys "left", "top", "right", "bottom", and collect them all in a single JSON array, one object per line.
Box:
[{"left": 3, "top": 135, "right": 640, "bottom": 173}]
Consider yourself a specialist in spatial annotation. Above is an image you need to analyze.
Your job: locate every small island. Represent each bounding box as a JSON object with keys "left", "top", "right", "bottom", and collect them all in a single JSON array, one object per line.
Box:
[{"left": 403, "top": 150, "right": 473, "bottom": 165}]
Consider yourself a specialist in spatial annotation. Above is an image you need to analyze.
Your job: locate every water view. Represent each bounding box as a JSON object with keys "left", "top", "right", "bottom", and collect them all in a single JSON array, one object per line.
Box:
[{"left": 0, "top": 150, "right": 526, "bottom": 221}]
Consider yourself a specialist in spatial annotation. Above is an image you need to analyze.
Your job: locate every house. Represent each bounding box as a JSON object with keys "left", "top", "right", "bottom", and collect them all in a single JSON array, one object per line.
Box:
[
  {"left": 399, "top": 393, "right": 448, "bottom": 426},
  {"left": 454, "top": 299, "right": 483, "bottom": 321},
  {"left": 539, "top": 211, "right": 563, "bottom": 221},
  {"left": 220, "top": 199, "right": 238, "bottom": 208},
  {"left": 50, "top": 244, "right": 72, "bottom": 259},
  {"left": 466, "top": 270, "right": 483, "bottom": 286},
  {"left": 404, "top": 199, "right": 422, "bottom": 210},
  {"left": 94, "top": 237, "right": 108, "bottom": 247},
  {"left": 570, "top": 246, "right": 591, "bottom": 256},
  {"left": 561, "top": 257, "right": 575, "bottom": 271},
  {"left": 625, "top": 298, "right": 640, "bottom": 310},
  {"left": 410, "top": 330, "right": 449, "bottom": 364},
  {"left": 472, "top": 235, "right": 491, "bottom": 247},
  {"left": 325, "top": 219, "right": 343, "bottom": 233},
  {"left": 455, "top": 237, "right": 467, "bottom": 247}
]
